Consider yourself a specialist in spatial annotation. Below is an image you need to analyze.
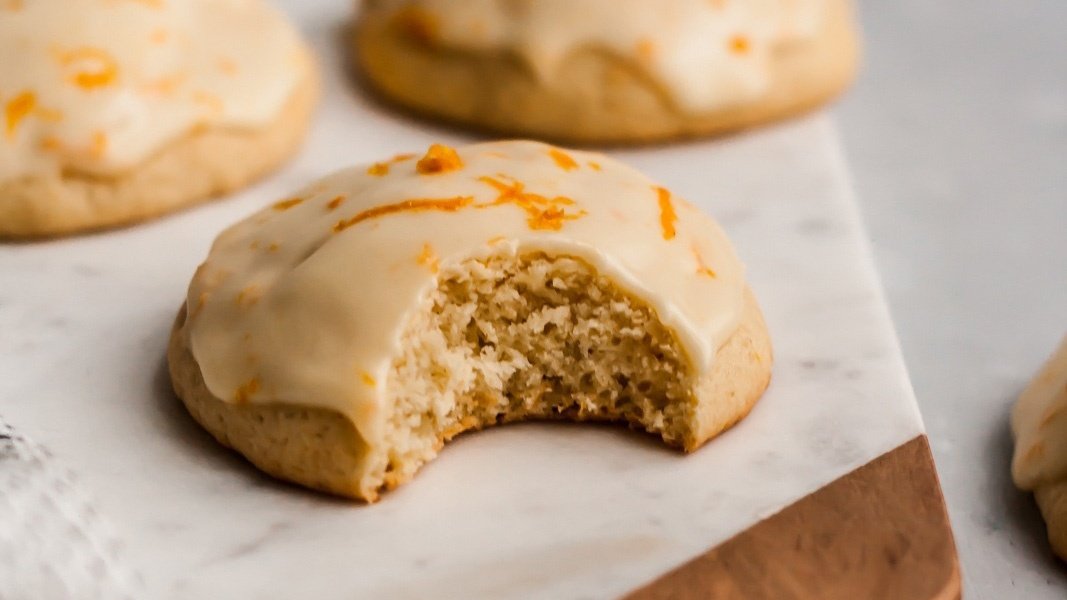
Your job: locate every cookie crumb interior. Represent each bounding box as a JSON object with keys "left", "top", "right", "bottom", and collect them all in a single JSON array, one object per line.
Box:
[{"left": 375, "top": 252, "right": 695, "bottom": 489}]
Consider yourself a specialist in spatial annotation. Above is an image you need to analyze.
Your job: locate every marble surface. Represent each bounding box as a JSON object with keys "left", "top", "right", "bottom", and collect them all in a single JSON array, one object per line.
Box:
[
  {"left": 0, "top": 2, "right": 925, "bottom": 598},
  {"left": 838, "top": 1, "right": 1067, "bottom": 596}
]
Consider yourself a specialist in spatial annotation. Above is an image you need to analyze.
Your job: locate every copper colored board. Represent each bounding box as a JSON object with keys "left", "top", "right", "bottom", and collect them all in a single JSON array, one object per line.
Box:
[{"left": 623, "top": 435, "right": 960, "bottom": 600}]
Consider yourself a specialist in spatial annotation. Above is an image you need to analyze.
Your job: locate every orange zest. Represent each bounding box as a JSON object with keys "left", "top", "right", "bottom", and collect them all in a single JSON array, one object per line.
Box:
[
  {"left": 692, "top": 243, "right": 717, "bottom": 278},
  {"left": 416, "top": 243, "right": 439, "bottom": 273},
  {"left": 416, "top": 144, "right": 463, "bottom": 174},
  {"left": 234, "top": 378, "right": 260, "bottom": 403},
  {"left": 333, "top": 196, "right": 474, "bottom": 233},
  {"left": 326, "top": 195, "right": 346, "bottom": 210},
  {"left": 478, "top": 176, "right": 585, "bottom": 231},
  {"left": 361, "top": 372, "right": 377, "bottom": 387},
  {"left": 654, "top": 186, "right": 677, "bottom": 240},
  {"left": 272, "top": 197, "right": 304, "bottom": 211},
  {"left": 547, "top": 148, "right": 579, "bottom": 171},
  {"left": 236, "top": 285, "right": 260, "bottom": 307},
  {"left": 368, "top": 153, "right": 417, "bottom": 176},
  {"left": 729, "top": 34, "right": 750, "bottom": 55},
  {"left": 5, "top": 91, "right": 36, "bottom": 138},
  {"left": 57, "top": 47, "right": 119, "bottom": 90}
]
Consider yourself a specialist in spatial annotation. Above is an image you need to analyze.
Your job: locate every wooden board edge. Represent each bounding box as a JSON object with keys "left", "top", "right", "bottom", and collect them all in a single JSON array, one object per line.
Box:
[{"left": 622, "top": 434, "right": 961, "bottom": 599}]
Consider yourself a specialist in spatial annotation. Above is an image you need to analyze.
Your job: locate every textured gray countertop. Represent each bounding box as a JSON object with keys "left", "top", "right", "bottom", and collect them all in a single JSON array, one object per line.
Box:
[{"left": 837, "top": 1, "right": 1067, "bottom": 596}]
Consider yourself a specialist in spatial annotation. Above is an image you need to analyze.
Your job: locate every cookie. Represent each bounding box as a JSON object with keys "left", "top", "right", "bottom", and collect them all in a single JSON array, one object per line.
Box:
[
  {"left": 354, "top": 0, "right": 858, "bottom": 144},
  {"left": 169, "top": 141, "right": 773, "bottom": 501},
  {"left": 1012, "top": 334, "right": 1067, "bottom": 560},
  {"left": 0, "top": 0, "right": 317, "bottom": 238}
]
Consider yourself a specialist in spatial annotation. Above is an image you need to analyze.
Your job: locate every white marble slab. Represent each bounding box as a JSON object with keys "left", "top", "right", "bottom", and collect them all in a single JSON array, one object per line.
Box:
[{"left": 0, "top": 1, "right": 925, "bottom": 598}]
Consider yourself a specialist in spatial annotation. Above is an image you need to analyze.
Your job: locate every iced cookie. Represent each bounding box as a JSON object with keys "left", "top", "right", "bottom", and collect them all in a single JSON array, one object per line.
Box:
[
  {"left": 1012, "top": 334, "right": 1067, "bottom": 560},
  {"left": 354, "top": 0, "right": 858, "bottom": 144},
  {"left": 168, "top": 141, "right": 772, "bottom": 501},
  {"left": 0, "top": 0, "right": 317, "bottom": 238}
]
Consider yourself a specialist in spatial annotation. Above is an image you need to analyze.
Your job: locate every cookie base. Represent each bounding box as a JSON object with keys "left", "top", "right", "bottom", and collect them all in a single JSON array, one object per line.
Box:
[
  {"left": 167, "top": 287, "right": 772, "bottom": 501},
  {"left": 354, "top": 0, "right": 858, "bottom": 145}
]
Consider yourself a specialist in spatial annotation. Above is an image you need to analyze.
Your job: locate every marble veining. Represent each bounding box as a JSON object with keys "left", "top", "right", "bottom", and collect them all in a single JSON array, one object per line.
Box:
[{"left": 0, "top": 1, "right": 924, "bottom": 598}]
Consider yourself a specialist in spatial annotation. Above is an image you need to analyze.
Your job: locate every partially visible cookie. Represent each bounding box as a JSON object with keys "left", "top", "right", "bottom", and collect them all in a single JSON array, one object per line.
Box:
[
  {"left": 169, "top": 141, "right": 773, "bottom": 501},
  {"left": 0, "top": 0, "right": 318, "bottom": 238},
  {"left": 1012, "top": 334, "right": 1067, "bottom": 560},
  {"left": 354, "top": 0, "right": 858, "bottom": 144}
]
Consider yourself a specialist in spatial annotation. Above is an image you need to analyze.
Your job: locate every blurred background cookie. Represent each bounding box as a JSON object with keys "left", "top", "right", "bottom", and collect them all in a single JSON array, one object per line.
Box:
[
  {"left": 354, "top": 0, "right": 858, "bottom": 144},
  {"left": 0, "top": 0, "right": 318, "bottom": 238},
  {"left": 1012, "top": 335, "right": 1067, "bottom": 561}
]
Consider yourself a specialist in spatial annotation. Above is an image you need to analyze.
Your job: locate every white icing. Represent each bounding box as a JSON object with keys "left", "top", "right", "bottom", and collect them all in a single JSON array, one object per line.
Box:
[
  {"left": 0, "top": 0, "right": 306, "bottom": 179},
  {"left": 364, "top": 0, "right": 825, "bottom": 112},
  {"left": 185, "top": 141, "right": 747, "bottom": 446}
]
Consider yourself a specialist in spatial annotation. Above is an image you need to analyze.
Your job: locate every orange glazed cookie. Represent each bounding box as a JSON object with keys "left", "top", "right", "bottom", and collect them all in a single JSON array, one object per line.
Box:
[
  {"left": 0, "top": 0, "right": 317, "bottom": 238},
  {"left": 169, "top": 141, "right": 773, "bottom": 501},
  {"left": 1012, "top": 335, "right": 1067, "bottom": 560},
  {"left": 354, "top": 0, "right": 858, "bottom": 144}
]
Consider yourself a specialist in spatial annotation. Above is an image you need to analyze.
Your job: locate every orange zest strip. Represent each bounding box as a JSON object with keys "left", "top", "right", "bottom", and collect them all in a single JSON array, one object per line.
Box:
[
  {"left": 272, "top": 197, "right": 304, "bottom": 211},
  {"left": 234, "top": 378, "right": 260, "bottom": 403},
  {"left": 57, "top": 48, "right": 119, "bottom": 90},
  {"left": 5, "top": 91, "right": 36, "bottom": 138},
  {"left": 654, "top": 186, "right": 677, "bottom": 240},
  {"left": 368, "top": 153, "right": 417, "bottom": 176},
  {"left": 548, "top": 148, "right": 579, "bottom": 171},
  {"left": 477, "top": 176, "right": 585, "bottom": 231},
  {"left": 416, "top": 144, "right": 463, "bottom": 174},
  {"left": 361, "top": 372, "right": 377, "bottom": 386},
  {"left": 587, "top": 161, "right": 602, "bottom": 171},
  {"left": 236, "top": 285, "right": 260, "bottom": 307},
  {"left": 729, "top": 34, "right": 750, "bottom": 55},
  {"left": 692, "top": 243, "right": 717, "bottom": 278},
  {"left": 326, "top": 195, "right": 346, "bottom": 210},
  {"left": 416, "top": 243, "right": 439, "bottom": 273},
  {"left": 333, "top": 196, "right": 474, "bottom": 233}
]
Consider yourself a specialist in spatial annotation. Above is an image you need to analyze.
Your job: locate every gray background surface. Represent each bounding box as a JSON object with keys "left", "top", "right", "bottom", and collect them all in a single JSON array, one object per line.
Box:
[{"left": 838, "top": 1, "right": 1067, "bottom": 596}]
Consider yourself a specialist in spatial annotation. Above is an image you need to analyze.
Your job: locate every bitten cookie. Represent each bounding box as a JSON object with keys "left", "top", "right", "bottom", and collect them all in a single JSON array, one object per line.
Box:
[
  {"left": 354, "top": 0, "right": 858, "bottom": 144},
  {"left": 0, "top": 0, "right": 318, "bottom": 238},
  {"left": 169, "top": 141, "right": 773, "bottom": 501},
  {"left": 1012, "top": 334, "right": 1067, "bottom": 561}
]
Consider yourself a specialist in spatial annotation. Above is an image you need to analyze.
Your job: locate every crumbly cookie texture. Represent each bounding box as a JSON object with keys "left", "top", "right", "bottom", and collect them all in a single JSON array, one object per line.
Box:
[
  {"left": 169, "top": 141, "right": 772, "bottom": 501},
  {"left": 0, "top": 0, "right": 317, "bottom": 238},
  {"left": 1012, "top": 335, "right": 1067, "bottom": 560},
  {"left": 354, "top": 0, "right": 858, "bottom": 144}
]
